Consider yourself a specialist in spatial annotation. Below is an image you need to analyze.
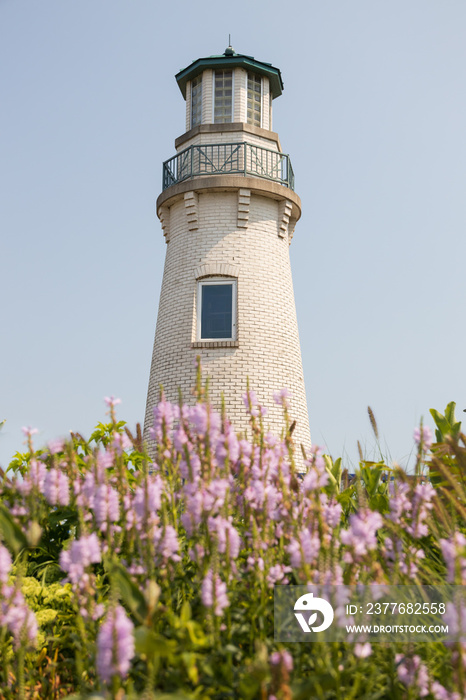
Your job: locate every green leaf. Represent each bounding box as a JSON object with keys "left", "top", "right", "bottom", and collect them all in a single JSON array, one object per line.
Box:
[
  {"left": 0, "top": 504, "right": 28, "bottom": 554},
  {"left": 185, "top": 620, "right": 207, "bottom": 647},
  {"left": 360, "top": 465, "right": 384, "bottom": 498},
  {"left": 445, "top": 401, "right": 456, "bottom": 426},
  {"left": 47, "top": 506, "right": 78, "bottom": 527},
  {"left": 369, "top": 493, "right": 390, "bottom": 514},
  {"left": 134, "top": 626, "right": 176, "bottom": 660},
  {"left": 323, "top": 455, "right": 338, "bottom": 488},
  {"left": 180, "top": 600, "right": 192, "bottom": 624},
  {"left": 430, "top": 403, "right": 461, "bottom": 441},
  {"left": 337, "top": 486, "right": 356, "bottom": 509},
  {"left": 110, "top": 561, "right": 148, "bottom": 623}
]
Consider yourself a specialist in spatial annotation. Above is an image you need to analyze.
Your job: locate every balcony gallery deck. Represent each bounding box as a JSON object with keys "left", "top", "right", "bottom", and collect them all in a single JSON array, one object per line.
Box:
[{"left": 163, "top": 141, "right": 295, "bottom": 191}]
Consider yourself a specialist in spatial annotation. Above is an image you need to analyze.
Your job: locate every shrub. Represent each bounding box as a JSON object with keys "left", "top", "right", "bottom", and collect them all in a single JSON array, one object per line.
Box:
[{"left": 0, "top": 377, "right": 465, "bottom": 699}]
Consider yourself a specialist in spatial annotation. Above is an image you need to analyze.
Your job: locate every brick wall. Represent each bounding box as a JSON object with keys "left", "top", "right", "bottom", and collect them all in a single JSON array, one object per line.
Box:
[{"left": 144, "top": 187, "right": 311, "bottom": 463}]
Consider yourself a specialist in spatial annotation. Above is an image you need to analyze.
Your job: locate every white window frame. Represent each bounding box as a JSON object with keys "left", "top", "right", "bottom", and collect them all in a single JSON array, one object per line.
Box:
[
  {"left": 197, "top": 277, "right": 237, "bottom": 341},
  {"left": 247, "top": 72, "right": 262, "bottom": 128},
  {"left": 191, "top": 75, "right": 202, "bottom": 129},
  {"left": 212, "top": 70, "right": 234, "bottom": 124}
]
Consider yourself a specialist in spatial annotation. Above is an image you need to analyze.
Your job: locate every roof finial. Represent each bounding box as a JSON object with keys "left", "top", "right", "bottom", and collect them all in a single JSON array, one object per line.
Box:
[{"left": 224, "top": 36, "right": 235, "bottom": 57}]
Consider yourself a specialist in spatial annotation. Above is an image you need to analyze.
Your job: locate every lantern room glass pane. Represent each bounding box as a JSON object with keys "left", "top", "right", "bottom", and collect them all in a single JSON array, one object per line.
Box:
[
  {"left": 214, "top": 70, "right": 233, "bottom": 123},
  {"left": 191, "top": 75, "right": 202, "bottom": 127},
  {"left": 247, "top": 72, "right": 261, "bottom": 127},
  {"left": 201, "top": 283, "right": 233, "bottom": 339}
]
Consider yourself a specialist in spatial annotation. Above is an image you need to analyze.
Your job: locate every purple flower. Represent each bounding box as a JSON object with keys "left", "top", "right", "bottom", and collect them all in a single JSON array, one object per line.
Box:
[
  {"left": 174, "top": 424, "right": 189, "bottom": 453},
  {"left": 48, "top": 437, "right": 65, "bottom": 455},
  {"left": 302, "top": 447, "right": 329, "bottom": 491},
  {"left": 242, "top": 389, "right": 258, "bottom": 409},
  {"left": 431, "top": 681, "right": 459, "bottom": 700},
  {"left": 21, "top": 426, "right": 38, "bottom": 437},
  {"left": 151, "top": 398, "right": 175, "bottom": 442},
  {"left": 267, "top": 564, "right": 291, "bottom": 587},
  {"left": 43, "top": 468, "right": 70, "bottom": 506},
  {"left": 443, "top": 601, "right": 466, "bottom": 645},
  {"left": 96, "top": 605, "right": 135, "bottom": 683},
  {"left": 97, "top": 450, "right": 115, "bottom": 470},
  {"left": 215, "top": 425, "right": 240, "bottom": 466},
  {"left": 320, "top": 494, "right": 342, "bottom": 528},
  {"left": 104, "top": 396, "right": 121, "bottom": 408},
  {"left": 95, "top": 484, "right": 120, "bottom": 529},
  {"left": 201, "top": 571, "right": 229, "bottom": 616},
  {"left": 189, "top": 543, "right": 205, "bottom": 563},
  {"left": 76, "top": 471, "right": 96, "bottom": 511},
  {"left": 29, "top": 458, "right": 47, "bottom": 488},
  {"left": 247, "top": 555, "right": 264, "bottom": 572},
  {"left": 395, "top": 654, "right": 429, "bottom": 697},
  {"left": 112, "top": 432, "right": 132, "bottom": 455},
  {"left": 313, "top": 564, "right": 344, "bottom": 585},
  {"left": 270, "top": 649, "right": 293, "bottom": 672},
  {"left": 153, "top": 525, "right": 181, "bottom": 563},
  {"left": 389, "top": 482, "right": 412, "bottom": 523},
  {"left": 59, "top": 533, "right": 101, "bottom": 585},
  {"left": 1, "top": 586, "right": 38, "bottom": 649},
  {"left": 413, "top": 426, "right": 433, "bottom": 450},
  {"left": 354, "top": 642, "right": 372, "bottom": 658},
  {"left": 253, "top": 405, "right": 268, "bottom": 418},
  {"left": 133, "top": 477, "right": 163, "bottom": 522},
  {"left": 384, "top": 537, "right": 425, "bottom": 577},
  {"left": 0, "top": 545, "right": 12, "bottom": 584},
  {"left": 18, "top": 458, "right": 47, "bottom": 495},
  {"left": 244, "top": 479, "right": 265, "bottom": 509},
  {"left": 181, "top": 489, "right": 204, "bottom": 536},
  {"left": 341, "top": 509, "right": 383, "bottom": 562},
  {"left": 264, "top": 483, "right": 282, "bottom": 517},
  {"left": 208, "top": 516, "right": 241, "bottom": 559},
  {"left": 406, "top": 483, "right": 436, "bottom": 539},
  {"left": 273, "top": 388, "right": 290, "bottom": 408},
  {"left": 189, "top": 404, "right": 221, "bottom": 438},
  {"left": 287, "top": 529, "right": 320, "bottom": 568},
  {"left": 195, "top": 478, "right": 229, "bottom": 517},
  {"left": 440, "top": 532, "right": 466, "bottom": 584}
]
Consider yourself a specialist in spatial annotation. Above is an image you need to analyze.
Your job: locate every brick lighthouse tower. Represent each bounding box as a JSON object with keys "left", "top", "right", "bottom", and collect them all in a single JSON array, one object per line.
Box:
[{"left": 144, "top": 46, "right": 311, "bottom": 452}]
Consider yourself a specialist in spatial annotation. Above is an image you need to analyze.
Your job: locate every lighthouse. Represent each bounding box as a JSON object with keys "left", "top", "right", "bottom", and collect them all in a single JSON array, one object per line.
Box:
[{"left": 144, "top": 46, "right": 311, "bottom": 453}]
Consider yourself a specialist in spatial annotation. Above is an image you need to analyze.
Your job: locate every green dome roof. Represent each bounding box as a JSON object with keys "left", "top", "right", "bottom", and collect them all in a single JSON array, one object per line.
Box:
[{"left": 175, "top": 47, "right": 284, "bottom": 100}]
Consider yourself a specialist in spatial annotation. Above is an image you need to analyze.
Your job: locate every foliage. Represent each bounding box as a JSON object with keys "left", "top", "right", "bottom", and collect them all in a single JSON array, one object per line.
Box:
[{"left": 0, "top": 383, "right": 465, "bottom": 699}]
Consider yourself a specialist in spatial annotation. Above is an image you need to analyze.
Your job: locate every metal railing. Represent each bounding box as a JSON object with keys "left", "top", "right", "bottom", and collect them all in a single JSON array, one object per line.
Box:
[{"left": 162, "top": 142, "right": 295, "bottom": 191}]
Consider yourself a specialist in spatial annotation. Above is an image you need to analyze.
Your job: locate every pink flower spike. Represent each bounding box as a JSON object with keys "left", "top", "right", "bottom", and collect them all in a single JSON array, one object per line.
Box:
[
  {"left": 270, "top": 650, "right": 293, "bottom": 672},
  {"left": 242, "top": 389, "right": 258, "bottom": 409},
  {"left": 0, "top": 544, "right": 12, "bottom": 583},
  {"left": 48, "top": 437, "right": 65, "bottom": 455},
  {"left": 201, "top": 571, "right": 229, "bottom": 616},
  {"left": 104, "top": 396, "right": 122, "bottom": 408},
  {"left": 97, "top": 605, "right": 135, "bottom": 684},
  {"left": 354, "top": 642, "right": 372, "bottom": 658},
  {"left": 22, "top": 426, "right": 38, "bottom": 437},
  {"left": 273, "top": 388, "right": 291, "bottom": 407},
  {"left": 43, "top": 469, "right": 70, "bottom": 506},
  {"left": 413, "top": 426, "right": 433, "bottom": 450}
]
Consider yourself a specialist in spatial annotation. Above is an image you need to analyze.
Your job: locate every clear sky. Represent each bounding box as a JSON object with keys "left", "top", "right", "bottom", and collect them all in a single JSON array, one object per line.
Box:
[{"left": 1, "top": 0, "right": 465, "bottom": 469}]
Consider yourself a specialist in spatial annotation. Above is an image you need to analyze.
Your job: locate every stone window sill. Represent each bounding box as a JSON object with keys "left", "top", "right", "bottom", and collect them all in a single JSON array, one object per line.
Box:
[{"left": 191, "top": 341, "right": 239, "bottom": 349}]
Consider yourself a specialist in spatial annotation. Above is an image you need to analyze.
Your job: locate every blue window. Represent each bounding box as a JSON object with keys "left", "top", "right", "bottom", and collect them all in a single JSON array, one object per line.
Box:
[{"left": 197, "top": 278, "right": 237, "bottom": 340}]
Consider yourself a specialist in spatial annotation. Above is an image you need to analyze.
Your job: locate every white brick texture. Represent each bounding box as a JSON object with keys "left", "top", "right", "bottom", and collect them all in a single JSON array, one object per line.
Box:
[{"left": 144, "top": 187, "right": 311, "bottom": 457}]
